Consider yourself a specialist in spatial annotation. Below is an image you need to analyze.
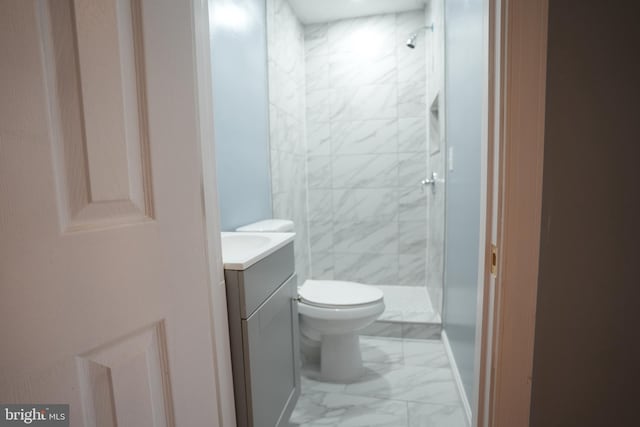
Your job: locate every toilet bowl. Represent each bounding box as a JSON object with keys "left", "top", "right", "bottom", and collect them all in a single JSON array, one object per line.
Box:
[
  {"left": 298, "top": 279, "right": 385, "bottom": 382},
  {"left": 235, "top": 220, "right": 386, "bottom": 382}
]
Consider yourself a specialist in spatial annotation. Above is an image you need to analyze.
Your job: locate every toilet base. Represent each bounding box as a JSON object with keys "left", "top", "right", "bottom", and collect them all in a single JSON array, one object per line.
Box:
[
  {"left": 320, "top": 333, "right": 363, "bottom": 382},
  {"left": 300, "top": 332, "right": 320, "bottom": 364}
]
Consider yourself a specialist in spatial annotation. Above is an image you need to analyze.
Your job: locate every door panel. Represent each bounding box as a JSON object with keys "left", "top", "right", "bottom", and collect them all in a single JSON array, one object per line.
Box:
[
  {"left": 0, "top": 0, "right": 223, "bottom": 425},
  {"left": 40, "top": 0, "right": 153, "bottom": 231},
  {"left": 75, "top": 322, "right": 172, "bottom": 427}
]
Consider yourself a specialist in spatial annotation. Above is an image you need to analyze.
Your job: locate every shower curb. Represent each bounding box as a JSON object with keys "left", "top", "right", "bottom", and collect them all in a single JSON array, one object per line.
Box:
[{"left": 361, "top": 320, "right": 442, "bottom": 340}]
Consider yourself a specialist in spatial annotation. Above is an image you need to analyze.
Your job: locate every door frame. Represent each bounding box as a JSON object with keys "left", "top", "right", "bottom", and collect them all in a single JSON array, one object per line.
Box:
[
  {"left": 473, "top": 0, "right": 549, "bottom": 426},
  {"left": 192, "top": 0, "right": 237, "bottom": 425},
  {"left": 190, "top": 0, "right": 550, "bottom": 425}
]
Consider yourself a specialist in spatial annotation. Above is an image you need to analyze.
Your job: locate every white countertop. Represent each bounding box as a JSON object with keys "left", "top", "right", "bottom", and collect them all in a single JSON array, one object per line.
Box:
[{"left": 220, "top": 232, "right": 295, "bottom": 270}]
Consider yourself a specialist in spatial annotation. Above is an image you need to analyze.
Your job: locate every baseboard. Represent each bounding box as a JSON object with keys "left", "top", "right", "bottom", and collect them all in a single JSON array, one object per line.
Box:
[{"left": 441, "top": 330, "right": 473, "bottom": 425}]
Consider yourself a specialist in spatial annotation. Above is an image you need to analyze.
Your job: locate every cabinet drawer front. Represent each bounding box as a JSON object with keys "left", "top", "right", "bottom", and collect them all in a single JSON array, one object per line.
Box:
[
  {"left": 239, "top": 242, "right": 294, "bottom": 317},
  {"left": 242, "top": 274, "right": 300, "bottom": 427}
]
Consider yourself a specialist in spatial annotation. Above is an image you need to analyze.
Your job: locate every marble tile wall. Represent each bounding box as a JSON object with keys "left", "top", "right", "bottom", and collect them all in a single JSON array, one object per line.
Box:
[
  {"left": 267, "top": 0, "right": 310, "bottom": 282},
  {"left": 425, "top": 0, "right": 446, "bottom": 314},
  {"left": 304, "top": 11, "right": 429, "bottom": 287}
]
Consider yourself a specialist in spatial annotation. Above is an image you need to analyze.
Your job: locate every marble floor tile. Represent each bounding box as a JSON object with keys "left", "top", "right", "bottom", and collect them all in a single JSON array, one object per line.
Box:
[
  {"left": 403, "top": 339, "right": 450, "bottom": 369},
  {"left": 291, "top": 337, "right": 466, "bottom": 426},
  {"left": 290, "top": 391, "right": 408, "bottom": 427},
  {"left": 408, "top": 402, "right": 468, "bottom": 427},
  {"left": 360, "top": 337, "right": 404, "bottom": 365},
  {"left": 301, "top": 373, "right": 347, "bottom": 394},
  {"left": 344, "top": 364, "right": 460, "bottom": 405}
]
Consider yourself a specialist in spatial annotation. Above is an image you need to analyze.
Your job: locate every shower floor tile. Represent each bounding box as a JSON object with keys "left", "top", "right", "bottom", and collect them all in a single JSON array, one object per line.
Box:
[{"left": 290, "top": 337, "right": 467, "bottom": 427}]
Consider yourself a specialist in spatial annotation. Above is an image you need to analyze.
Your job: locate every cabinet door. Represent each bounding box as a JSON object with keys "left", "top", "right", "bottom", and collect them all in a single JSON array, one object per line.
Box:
[{"left": 242, "top": 274, "right": 300, "bottom": 427}]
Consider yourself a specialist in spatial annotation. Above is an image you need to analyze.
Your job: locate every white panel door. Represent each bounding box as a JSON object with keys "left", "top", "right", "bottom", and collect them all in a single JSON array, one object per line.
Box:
[{"left": 0, "top": 0, "right": 227, "bottom": 425}]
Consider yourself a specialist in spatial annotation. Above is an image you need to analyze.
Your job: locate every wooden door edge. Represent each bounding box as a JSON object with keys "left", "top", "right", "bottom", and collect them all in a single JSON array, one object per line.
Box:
[{"left": 475, "top": 0, "right": 549, "bottom": 426}]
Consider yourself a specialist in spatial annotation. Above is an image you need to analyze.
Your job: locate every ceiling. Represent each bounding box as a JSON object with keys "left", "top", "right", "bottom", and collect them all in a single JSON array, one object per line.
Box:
[{"left": 288, "top": 0, "right": 427, "bottom": 24}]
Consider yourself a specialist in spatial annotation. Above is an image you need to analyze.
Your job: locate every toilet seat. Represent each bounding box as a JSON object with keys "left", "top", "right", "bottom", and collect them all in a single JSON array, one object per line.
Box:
[{"left": 299, "top": 280, "right": 384, "bottom": 308}]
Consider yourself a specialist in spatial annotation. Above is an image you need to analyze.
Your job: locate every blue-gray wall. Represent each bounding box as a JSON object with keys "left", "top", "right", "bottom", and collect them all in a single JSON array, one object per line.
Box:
[
  {"left": 210, "top": 0, "right": 272, "bottom": 231},
  {"left": 443, "top": 0, "right": 483, "bottom": 400}
]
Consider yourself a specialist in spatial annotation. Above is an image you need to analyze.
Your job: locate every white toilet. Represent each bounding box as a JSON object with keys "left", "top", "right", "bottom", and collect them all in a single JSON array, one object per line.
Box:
[
  {"left": 236, "top": 219, "right": 386, "bottom": 383},
  {"left": 298, "top": 279, "right": 385, "bottom": 382}
]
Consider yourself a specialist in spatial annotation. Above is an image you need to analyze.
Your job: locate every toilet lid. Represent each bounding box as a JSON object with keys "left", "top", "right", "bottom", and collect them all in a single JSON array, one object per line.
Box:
[{"left": 299, "top": 280, "right": 384, "bottom": 308}]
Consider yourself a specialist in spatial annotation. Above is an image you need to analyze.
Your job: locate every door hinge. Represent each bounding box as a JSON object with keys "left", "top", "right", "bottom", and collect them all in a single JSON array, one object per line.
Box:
[{"left": 490, "top": 244, "right": 498, "bottom": 276}]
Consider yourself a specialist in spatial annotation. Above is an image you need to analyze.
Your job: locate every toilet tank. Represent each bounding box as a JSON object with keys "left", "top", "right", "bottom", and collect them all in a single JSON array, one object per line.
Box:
[{"left": 236, "top": 219, "right": 294, "bottom": 232}]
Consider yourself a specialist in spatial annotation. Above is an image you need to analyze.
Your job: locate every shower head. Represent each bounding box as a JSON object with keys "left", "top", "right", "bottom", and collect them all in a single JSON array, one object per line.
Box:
[
  {"left": 406, "top": 33, "right": 419, "bottom": 49},
  {"left": 405, "top": 24, "right": 434, "bottom": 49}
]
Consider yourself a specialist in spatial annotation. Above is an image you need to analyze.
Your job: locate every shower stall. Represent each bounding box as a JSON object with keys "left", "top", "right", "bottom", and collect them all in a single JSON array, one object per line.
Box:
[{"left": 266, "top": 0, "right": 447, "bottom": 338}]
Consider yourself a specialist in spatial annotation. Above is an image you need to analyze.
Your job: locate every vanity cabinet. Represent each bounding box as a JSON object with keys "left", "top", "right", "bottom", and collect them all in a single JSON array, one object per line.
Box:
[{"left": 224, "top": 242, "right": 300, "bottom": 427}]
